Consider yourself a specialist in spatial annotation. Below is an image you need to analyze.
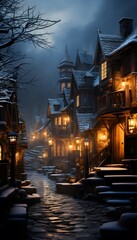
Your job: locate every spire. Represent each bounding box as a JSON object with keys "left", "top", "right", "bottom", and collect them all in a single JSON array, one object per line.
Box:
[{"left": 59, "top": 45, "right": 74, "bottom": 67}]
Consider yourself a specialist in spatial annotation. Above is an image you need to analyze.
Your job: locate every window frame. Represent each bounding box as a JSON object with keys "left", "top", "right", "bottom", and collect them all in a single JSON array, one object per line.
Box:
[{"left": 101, "top": 61, "right": 107, "bottom": 80}]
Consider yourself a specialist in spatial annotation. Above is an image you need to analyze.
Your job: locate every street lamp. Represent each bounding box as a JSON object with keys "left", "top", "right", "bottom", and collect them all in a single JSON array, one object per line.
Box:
[
  {"left": 7, "top": 131, "right": 18, "bottom": 186},
  {"left": 84, "top": 138, "right": 90, "bottom": 179},
  {"left": 68, "top": 143, "right": 73, "bottom": 169},
  {"left": 48, "top": 138, "right": 53, "bottom": 163},
  {"left": 127, "top": 115, "right": 137, "bottom": 134}
]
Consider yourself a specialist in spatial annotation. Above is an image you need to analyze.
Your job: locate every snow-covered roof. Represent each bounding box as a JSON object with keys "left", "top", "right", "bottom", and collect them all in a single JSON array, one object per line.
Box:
[
  {"left": 109, "top": 27, "right": 137, "bottom": 56},
  {"left": 99, "top": 32, "right": 122, "bottom": 56},
  {"left": 78, "top": 50, "right": 93, "bottom": 65},
  {"left": 0, "top": 89, "right": 13, "bottom": 102},
  {"left": 48, "top": 98, "right": 64, "bottom": 115},
  {"left": 76, "top": 112, "right": 95, "bottom": 133},
  {"left": 72, "top": 69, "right": 93, "bottom": 87}
]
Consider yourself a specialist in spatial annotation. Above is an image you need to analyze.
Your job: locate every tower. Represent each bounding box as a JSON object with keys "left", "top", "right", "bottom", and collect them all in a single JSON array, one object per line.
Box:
[{"left": 58, "top": 45, "right": 74, "bottom": 97}]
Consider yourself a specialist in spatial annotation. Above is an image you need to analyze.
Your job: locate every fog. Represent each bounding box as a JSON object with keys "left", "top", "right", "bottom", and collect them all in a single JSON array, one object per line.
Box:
[{"left": 18, "top": 0, "right": 137, "bottom": 130}]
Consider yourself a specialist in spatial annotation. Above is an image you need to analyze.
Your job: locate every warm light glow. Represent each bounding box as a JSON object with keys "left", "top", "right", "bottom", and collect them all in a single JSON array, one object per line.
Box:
[
  {"left": 8, "top": 132, "right": 18, "bottom": 144},
  {"left": 75, "top": 137, "right": 81, "bottom": 145},
  {"left": 69, "top": 144, "right": 73, "bottom": 150},
  {"left": 101, "top": 61, "right": 107, "bottom": 80},
  {"left": 9, "top": 136, "right": 17, "bottom": 143},
  {"left": 84, "top": 138, "right": 90, "bottom": 147},
  {"left": 43, "top": 152, "right": 47, "bottom": 158},
  {"left": 122, "top": 79, "right": 126, "bottom": 87},
  {"left": 48, "top": 138, "right": 53, "bottom": 145},
  {"left": 128, "top": 115, "right": 137, "bottom": 134},
  {"left": 43, "top": 131, "right": 47, "bottom": 137},
  {"left": 64, "top": 116, "right": 70, "bottom": 125},
  {"left": 99, "top": 132, "right": 107, "bottom": 141}
]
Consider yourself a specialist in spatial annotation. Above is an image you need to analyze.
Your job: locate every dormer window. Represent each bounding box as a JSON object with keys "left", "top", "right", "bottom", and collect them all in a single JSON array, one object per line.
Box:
[{"left": 101, "top": 61, "right": 107, "bottom": 80}]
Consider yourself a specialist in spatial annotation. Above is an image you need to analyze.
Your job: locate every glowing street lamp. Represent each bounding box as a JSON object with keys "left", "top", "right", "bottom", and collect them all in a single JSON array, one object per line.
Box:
[
  {"left": 48, "top": 138, "right": 53, "bottom": 161},
  {"left": 7, "top": 131, "right": 18, "bottom": 186},
  {"left": 84, "top": 138, "right": 90, "bottom": 179},
  {"left": 127, "top": 115, "right": 137, "bottom": 134}
]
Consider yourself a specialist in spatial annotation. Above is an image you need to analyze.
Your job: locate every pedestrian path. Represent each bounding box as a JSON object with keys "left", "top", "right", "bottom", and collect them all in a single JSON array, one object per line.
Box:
[{"left": 26, "top": 170, "right": 112, "bottom": 240}]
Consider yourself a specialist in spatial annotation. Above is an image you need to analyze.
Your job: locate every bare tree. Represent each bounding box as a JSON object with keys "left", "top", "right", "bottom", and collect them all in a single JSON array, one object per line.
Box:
[
  {"left": 0, "top": 0, "right": 60, "bottom": 49},
  {"left": 0, "top": 0, "right": 60, "bottom": 86}
]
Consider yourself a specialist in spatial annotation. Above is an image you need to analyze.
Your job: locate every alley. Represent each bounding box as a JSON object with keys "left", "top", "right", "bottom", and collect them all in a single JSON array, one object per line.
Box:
[{"left": 26, "top": 170, "right": 111, "bottom": 240}]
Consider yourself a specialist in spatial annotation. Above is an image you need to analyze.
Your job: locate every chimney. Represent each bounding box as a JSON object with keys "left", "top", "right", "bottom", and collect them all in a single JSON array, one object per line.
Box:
[{"left": 119, "top": 17, "right": 133, "bottom": 39}]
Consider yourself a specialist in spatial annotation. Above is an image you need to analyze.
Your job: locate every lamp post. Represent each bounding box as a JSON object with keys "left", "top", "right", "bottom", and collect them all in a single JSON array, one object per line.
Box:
[
  {"left": 84, "top": 138, "right": 90, "bottom": 179},
  {"left": 127, "top": 115, "right": 137, "bottom": 134},
  {"left": 48, "top": 138, "right": 53, "bottom": 164},
  {"left": 7, "top": 131, "right": 18, "bottom": 186},
  {"left": 68, "top": 143, "right": 73, "bottom": 169}
]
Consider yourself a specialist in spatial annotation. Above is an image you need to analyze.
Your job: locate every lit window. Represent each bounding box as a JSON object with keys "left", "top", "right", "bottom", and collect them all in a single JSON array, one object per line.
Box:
[
  {"left": 55, "top": 117, "right": 58, "bottom": 125},
  {"left": 101, "top": 61, "right": 107, "bottom": 80},
  {"left": 67, "top": 82, "right": 71, "bottom": 88},
  {"left": 76, "top": 95, "right": 80, "bottom": 107},
  {"left": 61, "top": 82, "right": 65, "bottom": 91},
  {"left": 58, "top": 117, "right": 62, "bottom": 125},
  {"left": 63, "top": 116, "right": 70, "bottom": 125}
]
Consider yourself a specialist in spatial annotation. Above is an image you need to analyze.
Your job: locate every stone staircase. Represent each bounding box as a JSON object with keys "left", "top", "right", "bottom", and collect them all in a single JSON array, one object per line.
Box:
[{"left": 56, "top": 164, "right": 137, "bottom": 205}]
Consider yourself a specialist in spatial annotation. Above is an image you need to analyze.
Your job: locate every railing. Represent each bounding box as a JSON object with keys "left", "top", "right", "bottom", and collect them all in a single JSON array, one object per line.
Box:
[
  {"left": 89, "top": 145, "right": 111, "bottom": 170},
  {"left": 52, "top": 125, "right": 71, "bottom": 137},
  {"left": 98, "top": 90, "right": 126, "bottom": 115}
]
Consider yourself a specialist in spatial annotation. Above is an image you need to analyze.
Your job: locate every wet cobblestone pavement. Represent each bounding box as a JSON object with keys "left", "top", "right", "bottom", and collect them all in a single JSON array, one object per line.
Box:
[{"left": 26, "top": 170, "right": 112, "bottom": 240}]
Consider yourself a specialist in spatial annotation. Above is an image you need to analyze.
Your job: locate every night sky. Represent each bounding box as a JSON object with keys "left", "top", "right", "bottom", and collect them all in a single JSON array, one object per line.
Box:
[{"left": 19, "top": 0, "right": 137, "bottom": 130}]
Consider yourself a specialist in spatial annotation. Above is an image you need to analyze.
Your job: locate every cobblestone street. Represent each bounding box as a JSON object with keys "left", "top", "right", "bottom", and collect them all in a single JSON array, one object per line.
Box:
[{"left": 26, "top": 170, "right": 112, "bottom": 240}]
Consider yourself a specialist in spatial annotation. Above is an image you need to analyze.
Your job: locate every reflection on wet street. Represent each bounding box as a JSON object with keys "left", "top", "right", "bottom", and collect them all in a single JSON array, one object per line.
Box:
[{"left": 26, "top": 170, "right": 110, "bottom": 240}]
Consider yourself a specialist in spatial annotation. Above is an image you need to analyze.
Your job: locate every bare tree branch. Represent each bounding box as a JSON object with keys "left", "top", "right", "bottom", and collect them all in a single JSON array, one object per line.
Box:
[{"left": 0, "top": 0, "right": 60, "bottom": 50}]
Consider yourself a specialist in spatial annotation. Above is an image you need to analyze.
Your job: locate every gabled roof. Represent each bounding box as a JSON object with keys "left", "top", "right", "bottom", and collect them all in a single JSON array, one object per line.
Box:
[
  {"left": 109, "top": 27, "right": 137, "bottom": 56},
  {"left": 94, "top": 30, "right": 122, "bottom": 64},
  {"left": 98, "top": 32, "right": 122, "bottom": 57},
  {"left": 48, "top": 98, "right": 64, "bottom": 115},
  {"left": 72, "top": 69, "right": 93, "bottom": 88},
  {"left": 77, "top": 50, "right": 93, "bottom": 65},
  {"left": 76, "top": 112, "right": 95, "bottom": 133}
]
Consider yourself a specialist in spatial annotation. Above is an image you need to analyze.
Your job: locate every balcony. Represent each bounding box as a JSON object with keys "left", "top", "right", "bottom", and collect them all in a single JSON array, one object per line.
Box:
[
  {"left": 51, "top": 125, "right": 71, "bottom": 137},
  {"left": 98, "top": 90, "right": 127, "bottom": 115}
]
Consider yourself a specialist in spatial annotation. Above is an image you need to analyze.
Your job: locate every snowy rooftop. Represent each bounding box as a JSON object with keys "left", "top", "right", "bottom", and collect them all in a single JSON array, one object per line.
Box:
[
  {"left": 78, "top": 50, "right": 93, "bottom": 65},
  {"left": 72, "top": 69, "right": 93, "bottom": 87},
  {"left": 48, "top": 98, "right": 64, "bottom": 115},
  {"left": 76, "top": 112, "right": 95, "bottom": 133},
  {"left": 0, "top": 89, "right": 13, "bottom": 101},
  {"left": 109, "top": 27, "right": 137, "bottom": 55},
  {"left": 99, "top": 33, "right": 122, "bottom": 56}
]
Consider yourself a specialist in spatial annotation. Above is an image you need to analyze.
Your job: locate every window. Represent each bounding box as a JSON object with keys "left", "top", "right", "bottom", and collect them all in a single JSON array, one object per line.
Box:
[
  {"left": 67, "top": 82, "right": 71, "bottom": 88},
  {"left": 58, "top": 117, "right": 61, "bottom": 125},
  {"left": 61, "top": 82, "right": 65, "bottom": 91},
  {"left": 63, "top": 116, "right": 70, "bottom": 125},
  {"left": 101, "top": 61, "right": 107, "bottom": 80},
  {"left": 76, "top": 95, "right": 80, "bottom": 107},
  {"left": 55, "top": 117, "right": 58, "bottom": 125},
  {"left": 54, "top": 117, "right": 62, "bottom": 125}
]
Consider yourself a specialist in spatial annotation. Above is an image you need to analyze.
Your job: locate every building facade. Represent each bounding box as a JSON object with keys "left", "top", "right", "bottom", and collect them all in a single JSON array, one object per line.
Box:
[{"left": 45, "top": 17, "right": 137, "bottom": 177}]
